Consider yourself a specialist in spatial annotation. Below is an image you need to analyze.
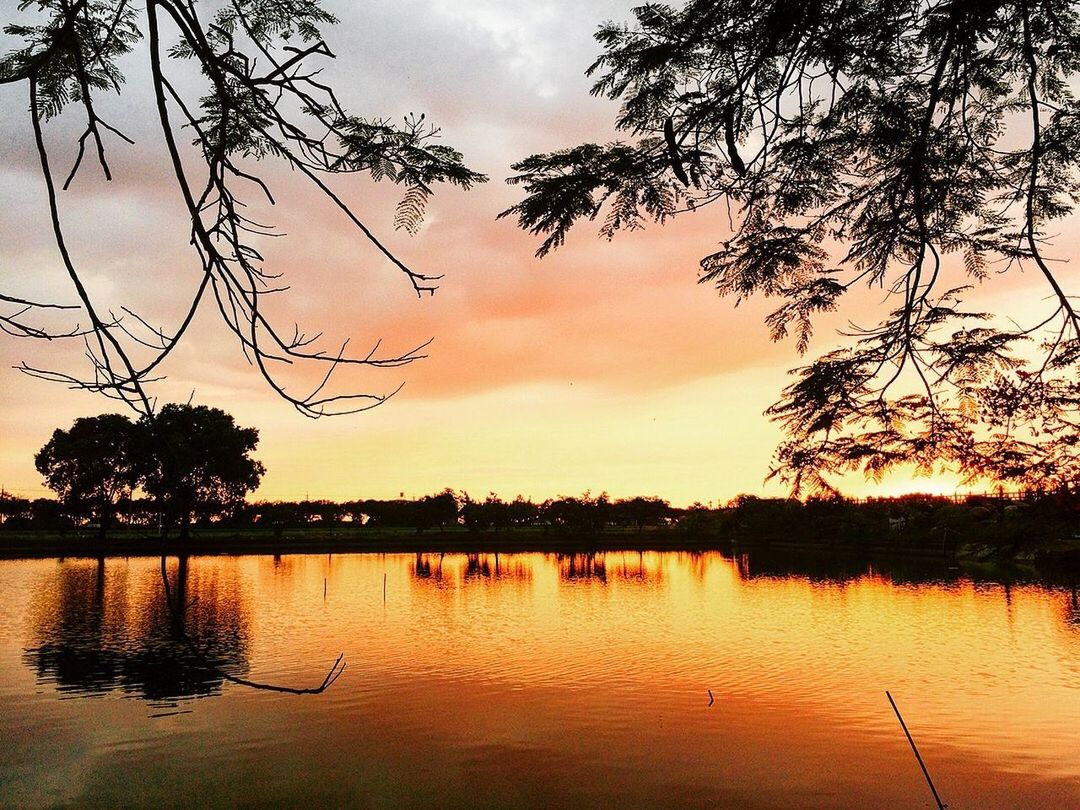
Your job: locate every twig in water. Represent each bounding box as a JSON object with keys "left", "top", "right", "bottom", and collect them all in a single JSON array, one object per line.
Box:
[
  {"left": 383, "top": 572, "right": 387, "bottom": 603},
  {"left": 886, "top": 690, "right": 946, "bottom": 810},
  {"left": 159, "top": 555, "right": 346, "bottom": 695},
  {"left": 149, "top": 709, "right": 194, "bottom": 719},
  {"left": 707, "top": 689, "right": 715, "bottom": 707}
]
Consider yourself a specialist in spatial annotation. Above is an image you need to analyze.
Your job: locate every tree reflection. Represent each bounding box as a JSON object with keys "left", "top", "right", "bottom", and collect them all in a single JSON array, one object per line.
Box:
[
  {"left": 1065, "top": 584, "right": 1080, "bottom": 630},
  {"left": 732, "top": 548, "right": 962, "bottom": 586},
  {"left": 558, "top": 553, "right": 607, "bottom": 583},
  {"left": 414, "top": 553, "right": 444, "bottom": 580},
  {"left": 24, "top": 557, "right": 251, "bottom": 702},
  {"left": 411, "top": 553, "right": 534, "bottom": 584},
  {"left": 603, "top": 551, "right": 668, "bottom": 585},
  {"left": 464, "top": 554, "right": 493, "bottom": 579}
]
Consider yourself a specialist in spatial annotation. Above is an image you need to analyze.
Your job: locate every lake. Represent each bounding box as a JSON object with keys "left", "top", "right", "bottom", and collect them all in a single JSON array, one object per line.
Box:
[{"left": 1, "top": 550, "right": 1077, "bottom": 808}]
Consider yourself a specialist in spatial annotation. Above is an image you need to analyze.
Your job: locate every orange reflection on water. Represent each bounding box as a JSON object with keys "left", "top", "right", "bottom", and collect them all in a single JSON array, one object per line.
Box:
[
  {"left": 22, "top": 558, "right": 252, "bottom": 701},
  {"left": 1, "top": 551, "right": 1078, "bottom": 808}
]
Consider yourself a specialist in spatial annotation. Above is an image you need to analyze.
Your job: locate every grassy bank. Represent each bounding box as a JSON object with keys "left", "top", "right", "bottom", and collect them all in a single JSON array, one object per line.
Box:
[
  {"left": 3, "top": 525, "right": 1078, "bottom": 574},
  {"left": 0, "top": 525, "right": 762, "bottom": 559}
]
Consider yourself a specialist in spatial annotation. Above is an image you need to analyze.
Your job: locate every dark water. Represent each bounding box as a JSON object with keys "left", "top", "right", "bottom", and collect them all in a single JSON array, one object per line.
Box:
[{"left": 1, "top": 551, "right": 1078, "bottom": 808}]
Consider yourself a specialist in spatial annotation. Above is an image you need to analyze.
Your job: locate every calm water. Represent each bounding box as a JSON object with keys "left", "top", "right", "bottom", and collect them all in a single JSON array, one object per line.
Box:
[{"left": 1, "top": 551, "right": 1078, "bottom": 808}]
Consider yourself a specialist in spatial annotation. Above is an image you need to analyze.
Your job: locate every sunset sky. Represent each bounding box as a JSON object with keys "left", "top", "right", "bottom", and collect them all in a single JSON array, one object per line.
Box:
[{"left": 0, "top": 0, "right": 1066, "bottom": 506}]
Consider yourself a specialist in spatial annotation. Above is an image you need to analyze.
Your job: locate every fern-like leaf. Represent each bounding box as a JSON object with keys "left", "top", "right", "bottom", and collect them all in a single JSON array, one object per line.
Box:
[{"left": 394, "top": 184, "right": 431, "bottom": 235}]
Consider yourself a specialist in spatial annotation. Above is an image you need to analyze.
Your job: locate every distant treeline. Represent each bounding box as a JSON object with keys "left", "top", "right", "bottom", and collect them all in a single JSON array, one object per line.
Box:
[
  {"left": 0, "top": 490, "right": 671, "bottom": 533},
  {"left": 2, "top": 489, "right": 1078, "bottom": 551}
]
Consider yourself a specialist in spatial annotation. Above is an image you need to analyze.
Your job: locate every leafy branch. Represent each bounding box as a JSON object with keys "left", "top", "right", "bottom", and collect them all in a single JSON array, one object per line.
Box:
[
  {"left": 3, "top": 0, "right": 487, "bottom": 416},
  {"left": 505, "top": 0, "right": 1080, "bottom": 493}
]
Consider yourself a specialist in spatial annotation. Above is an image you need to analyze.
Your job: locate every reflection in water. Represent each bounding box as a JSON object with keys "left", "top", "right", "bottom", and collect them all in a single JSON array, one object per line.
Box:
[
  {"left": 413, "top": 552, "right": 441, "bottom": 580},
  {"left": 604, "top": 550, "right": 668, "bottom": 584},
  {"left": 1, "top": 550, "right": 1078, "bottom": 808},
  {"left": 732, "top": 548, "right": 951, "bottom": 584},
  {"left": 558, "top": 552, "right": 606, "bottom": 582},
  {"left": 464, "top": 553, "right": 492, "bottom": 579},
  {"left": 1066, "top": 584, "right": 1080, "bottom": 629},
  {"left": 413, "top": 553, "right": 535, "bottom": 584},
  {"left": 411, "top": 551, "right": 675, "bottom": 586},
  {"left": 24, "top": 557, "right": 250, "bottom": 702}
]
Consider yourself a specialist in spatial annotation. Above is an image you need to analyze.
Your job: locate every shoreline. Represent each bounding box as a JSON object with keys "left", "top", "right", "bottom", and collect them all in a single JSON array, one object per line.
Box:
[
  {"left": 1, "top": 526, "right": 1075, "bottom": 570},
  {"left": 0, "top": 528, "right": 750, "bottom": 559}
]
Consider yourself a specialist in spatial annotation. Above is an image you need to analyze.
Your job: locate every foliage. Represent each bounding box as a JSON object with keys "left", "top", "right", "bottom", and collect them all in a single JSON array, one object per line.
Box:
[
  {"left": 1, "top": 0, "right": 485, "bottom": 416},
  {"left": 541, "top": 492, "right": 612, "bottom": 532},
  {"left": 34, "top": 413, "right": 141, "bottom": 535},
  {"left": 718, "top": 489, "right": 1080, "bottom": 554},
  {"left": 10, "top": 477, "right": 1079, "bottom": 555},
  {"left": 611, "top": 495, "right": 674, "bottom": 530},
  {"left": 345, "top": 489, "right": 458, "bottom": 531},
  {"left": 138, "top": 404, "right": 264, "bottom": 537},
  {"left": 2, "top": 497, "right": 75, "bottom": 530},
  {"left": 408, "top": 490, "right": 459, "bottom": 532},
  {"left": 503, "top": 0, "right": 1080, "bottom": 494},
  {"left": 0, "top": 492, "right": 31, "bottom": 524},
  {"left": 32, "top": 404, "right": 264, "bottom": 538}
]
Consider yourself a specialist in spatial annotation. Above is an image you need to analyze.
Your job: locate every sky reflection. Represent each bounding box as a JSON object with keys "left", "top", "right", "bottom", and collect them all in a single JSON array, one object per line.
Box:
[{"left": 1, "top": 551, "right": 1077, "bottom": 807}]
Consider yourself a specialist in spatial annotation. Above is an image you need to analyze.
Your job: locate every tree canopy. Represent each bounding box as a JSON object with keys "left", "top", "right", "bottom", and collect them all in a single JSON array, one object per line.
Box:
[
  {"left": 1, "top": 0, "right": 485, "bottom": 416},
  {"left": 35, "top": 403, "right": 263, "bottom": 539},
  {"left": 34, "top": 412, "right": 140, "bottom": 536},
  {"left": 503, "top": 0, "right": 1080, "bottom": 494},
  {"left": 140, "top": 403, "right": 264, "bottom": 538}
]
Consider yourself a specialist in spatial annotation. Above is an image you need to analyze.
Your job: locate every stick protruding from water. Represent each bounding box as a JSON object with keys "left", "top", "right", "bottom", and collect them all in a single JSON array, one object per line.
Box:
[{"left": 886, "top": 690, "right": 945, "bottom": 810}]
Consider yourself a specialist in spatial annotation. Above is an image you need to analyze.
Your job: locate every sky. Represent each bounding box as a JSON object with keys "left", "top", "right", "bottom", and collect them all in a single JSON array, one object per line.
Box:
[{"left": 0, "top": 0, "right": 1068, "bottom": 506}]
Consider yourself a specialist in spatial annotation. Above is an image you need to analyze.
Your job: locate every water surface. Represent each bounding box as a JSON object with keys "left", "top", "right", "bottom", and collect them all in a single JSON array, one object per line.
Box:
[{"left": 1, "top": 551, "right": 1078, "bottom": 807}]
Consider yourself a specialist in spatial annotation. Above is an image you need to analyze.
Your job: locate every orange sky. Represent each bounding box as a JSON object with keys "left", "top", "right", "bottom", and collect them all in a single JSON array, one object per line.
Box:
[{"left": 0, "top": 0, "right": 1072, "bottom": 505}]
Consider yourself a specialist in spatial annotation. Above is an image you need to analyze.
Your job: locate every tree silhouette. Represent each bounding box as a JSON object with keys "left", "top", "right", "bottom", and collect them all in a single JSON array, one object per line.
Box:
[
  {"left": 139, "top": 403, "right": 264, "bottom": 539},
  {"left": 504, "top": 0, "right": 1080, "bottom": 493},
  {"left": 612, "top": 496, "right": 673, "bottom": 532},
  {"left": 0, "top": 492, "right": 32, "bottom": 525},
  {"left": 1, "top": 0, "right": 485, "bottom": 416},
  {"left": 35, "top": 413, "right": 140, "bottom": 538}
]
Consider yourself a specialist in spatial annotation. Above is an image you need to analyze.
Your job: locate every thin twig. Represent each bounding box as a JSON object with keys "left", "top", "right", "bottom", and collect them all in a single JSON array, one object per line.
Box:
[
  {"left": 159, "top": 554, "right": 345, "bottom": 695},
  {"left": 886, "top": 690, "right": 946, "bottom": 810}
]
